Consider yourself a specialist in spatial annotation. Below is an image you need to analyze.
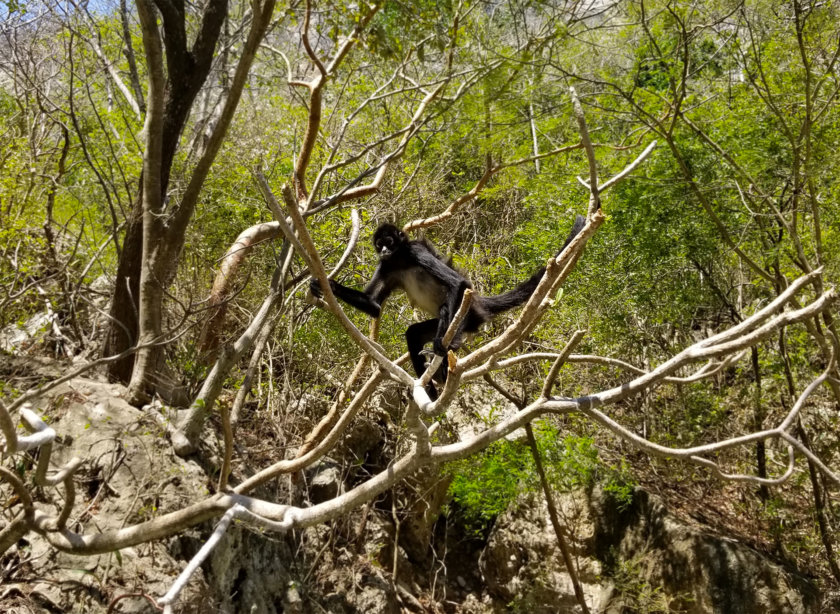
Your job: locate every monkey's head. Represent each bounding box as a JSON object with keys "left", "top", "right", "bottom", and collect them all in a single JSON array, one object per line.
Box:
[{"left": 373, "top": 224, "right": 406, "bottom": 260}]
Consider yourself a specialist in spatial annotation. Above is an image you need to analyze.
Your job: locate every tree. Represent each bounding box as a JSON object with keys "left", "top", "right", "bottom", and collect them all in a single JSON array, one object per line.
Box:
[
  {"left": 100, "top": 0, "right": 279, "bottom": 405},
  {"left": 3, "top": 0, "right": 840, "bottom": 609}
]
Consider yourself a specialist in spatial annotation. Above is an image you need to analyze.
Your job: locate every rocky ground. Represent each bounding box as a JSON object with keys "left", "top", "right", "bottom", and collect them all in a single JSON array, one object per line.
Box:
[{"left": 0, "top": 364, "right": 824, "bottom": 613}]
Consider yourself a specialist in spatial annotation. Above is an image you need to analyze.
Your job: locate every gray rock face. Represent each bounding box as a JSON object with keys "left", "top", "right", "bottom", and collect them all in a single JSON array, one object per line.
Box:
[
  {"left": 197, "top": 526, "right": 297, "bottom": 614},
  {"left": 589, "top": 487, "right": 818, "bottom": 614},
  {"left": 481, "top": 487, "right": 818, "bottom": 613},
  {"left": 1, "top": 378, "right": 215, "bottom": 613},
  {"left": 308, "top": 463, "right": 345, "bottom": 503},
  {"left": 480, "top": 489, "right": 605, "bottom": 613}
]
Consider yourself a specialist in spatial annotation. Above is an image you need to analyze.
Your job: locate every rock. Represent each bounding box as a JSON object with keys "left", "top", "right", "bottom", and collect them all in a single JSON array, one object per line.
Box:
[
  {"left": 201, "top": 525, "right": 296, "bottom": 614},
  {"left": 0, "top": 372, "right": 821, "bottom": 614},
  {"left": 341, "top": 415, "right": 384, "bottom": 462},
  {"left": 1, "top": 378, "right": 212, "bottom": 613},
  {"left": 481, "top": 489, "right": 602, "bottom": 613},
  {"left": 589, "top": 486, "right": 818, "bottom": 614},
  {"left": 285, "top": 581, "right": 303, "bottom": 613},
  {"left": 398, "top": 465, "right": 453, "bottom": 562},
  {"left": 309, "top": 464, "right": 345, "bottom": 503},
  {"left": 480, "top": 486, "right": 817, "bottom": 613},
  {"left": 0, "top": 312, "right": 55, "bottom": 354}
]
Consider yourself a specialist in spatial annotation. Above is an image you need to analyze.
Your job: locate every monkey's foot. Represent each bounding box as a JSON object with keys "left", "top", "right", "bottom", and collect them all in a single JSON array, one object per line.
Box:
[{"left": 425, "top": 382, "right": 439, "bottom": 401}]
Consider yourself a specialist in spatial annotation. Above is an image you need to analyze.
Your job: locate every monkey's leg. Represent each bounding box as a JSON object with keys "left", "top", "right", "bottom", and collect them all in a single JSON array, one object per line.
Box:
[
  {"left": 406, "top": 319, "right": 438, "bottom": 377},
  {"left": 433, "top": 281, "right": 471, "bottom": 356},
  {"left": 406, "top": 319, "right": 442, "bottom": 400}
]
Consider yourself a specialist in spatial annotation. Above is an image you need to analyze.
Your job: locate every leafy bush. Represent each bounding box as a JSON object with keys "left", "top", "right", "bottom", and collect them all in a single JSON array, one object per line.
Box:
[
  {"left": 446, "top": 426, "right": 636, "bottom": 534},
  {"left": 447, "top": 438, "right": 531, "bottom": 534}
]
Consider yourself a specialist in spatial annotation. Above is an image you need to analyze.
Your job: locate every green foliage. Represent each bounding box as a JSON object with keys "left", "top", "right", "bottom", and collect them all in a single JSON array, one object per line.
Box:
[
  {"left": 447, "top": 438, "right": 530, "bottom": 534},
  {"left": 0, "top": 376, "right": 21, "bottom": 401},
  {"left": 602, "top": 460, "right": 636, "bottom": 512},
  {"left": 367, "top": 0, "right": 455, "bottom": 59},
  {"left": 1, "top": 0, "right": 26, "bottom": 14},
  {"left": 533, "top": 425, "right": 599, "bottom": 490},
  {"left": 447, "top": 428, "right": 636, "bottom": 534}
]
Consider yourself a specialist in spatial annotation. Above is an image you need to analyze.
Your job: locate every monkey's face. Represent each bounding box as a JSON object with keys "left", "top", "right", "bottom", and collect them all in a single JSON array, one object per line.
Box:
[{"left": 373, "top": 224, "right": 404, "bottom": 260}]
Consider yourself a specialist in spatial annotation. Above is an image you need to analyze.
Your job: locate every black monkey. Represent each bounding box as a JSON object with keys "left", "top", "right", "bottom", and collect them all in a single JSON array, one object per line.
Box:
[{"left": 311, "top": 215, "right": 585, "bottom": 397}]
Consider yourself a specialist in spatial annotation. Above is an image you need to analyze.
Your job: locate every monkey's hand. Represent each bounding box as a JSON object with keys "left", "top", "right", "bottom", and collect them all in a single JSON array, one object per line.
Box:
[{"left": 309, "top": 277, "right": 331, "bottom": 299}]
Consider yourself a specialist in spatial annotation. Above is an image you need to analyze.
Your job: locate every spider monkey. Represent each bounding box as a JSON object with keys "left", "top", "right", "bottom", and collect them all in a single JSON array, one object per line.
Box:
[{"left": 310, "top": 215, "right": 585, "bottom": 398}]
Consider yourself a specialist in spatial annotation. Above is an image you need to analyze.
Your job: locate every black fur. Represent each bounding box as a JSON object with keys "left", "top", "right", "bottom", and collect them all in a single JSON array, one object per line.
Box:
[{"left": 311, "top": 215, "right": 585, "bottom": 397}]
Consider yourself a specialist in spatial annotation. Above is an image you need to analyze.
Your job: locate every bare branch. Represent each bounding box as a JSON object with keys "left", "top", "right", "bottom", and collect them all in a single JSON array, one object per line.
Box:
[
  {"left": 300, "top": 0, "right": 326, "bottom": 78},
  {"left": 689, "top": 447, "right": 796, "bottom": 486},
  {"left": 404, "top": 143, "right": 584, "bottom": 233},
  {"left": 570, "top": 86, "right": 600, "bottom": 214},
  {"left": 598, "top": 140, "right": 658, "bottom": 192},
  {"left": 293, "top": 3, "right": 382, "bottom": 201},
  {"left": 65, "top": 0, "right": 142, "bottom": 118},
  {"left": 541, "top": 330, "right": 586, "bottom": 399},
  {"left": 262, "top": 175, "right": 412, "bottom": 386}
]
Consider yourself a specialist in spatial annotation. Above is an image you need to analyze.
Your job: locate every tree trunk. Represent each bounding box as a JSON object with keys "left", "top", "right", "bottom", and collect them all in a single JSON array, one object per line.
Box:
[
  {"left": 104, "top": 0, "right": 230, "bottom": 392},
  {"left": 126, "top": 252, "right": 166, "bottom": 404},
  {"left": 104, "top": 199, "right": 143, "bottom": 383}
]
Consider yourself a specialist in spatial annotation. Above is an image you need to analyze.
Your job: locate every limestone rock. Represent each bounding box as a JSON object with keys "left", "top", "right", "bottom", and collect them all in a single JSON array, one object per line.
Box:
[{"left": 480, "top": 486, "right": 817, "bottom": 613}]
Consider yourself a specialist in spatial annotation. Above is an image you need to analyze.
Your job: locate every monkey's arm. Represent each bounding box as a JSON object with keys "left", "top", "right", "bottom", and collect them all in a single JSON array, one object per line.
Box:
[{"left": 310, "top": 267, "right": 392, "bottom": 319}]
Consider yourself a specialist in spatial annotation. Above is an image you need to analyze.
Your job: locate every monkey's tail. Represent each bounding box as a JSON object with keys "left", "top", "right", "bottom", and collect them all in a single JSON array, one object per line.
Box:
[{"left": 482, "top": 214, "right": 585, "bottom": 316}]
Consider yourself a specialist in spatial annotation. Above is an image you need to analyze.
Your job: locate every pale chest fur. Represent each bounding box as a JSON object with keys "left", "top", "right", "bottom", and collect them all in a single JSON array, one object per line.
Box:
[{"left": 400, "top": 267, "right": 446, "bottom": 316}]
